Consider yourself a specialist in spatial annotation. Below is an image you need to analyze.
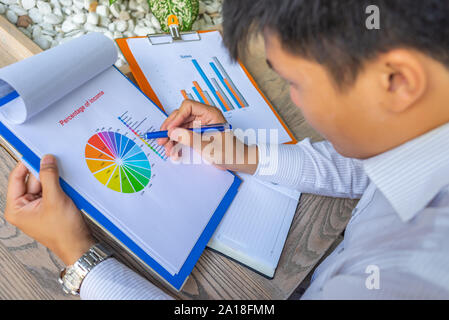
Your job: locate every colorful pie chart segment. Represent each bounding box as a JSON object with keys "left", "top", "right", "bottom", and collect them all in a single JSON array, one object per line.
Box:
[{"left": 85, "top": 132, "right": 151, "bottom": 193}]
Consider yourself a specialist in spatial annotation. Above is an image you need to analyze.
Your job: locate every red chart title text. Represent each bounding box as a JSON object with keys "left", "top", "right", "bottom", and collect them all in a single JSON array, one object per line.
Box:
[{"left": 59, "top": 90, "right": 105, "bottom": 126}]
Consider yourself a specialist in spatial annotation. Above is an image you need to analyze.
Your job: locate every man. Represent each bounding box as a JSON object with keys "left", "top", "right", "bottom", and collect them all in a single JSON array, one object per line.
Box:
[{"left": 4, "top": 0, "right": 449, "bottom": 299}]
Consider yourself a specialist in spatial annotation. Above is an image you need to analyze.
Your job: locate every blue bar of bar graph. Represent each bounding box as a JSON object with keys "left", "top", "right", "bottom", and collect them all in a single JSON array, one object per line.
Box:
[
  {"left": 210, "top": 62, "right": 241, "bottom": 109},
  {"left": 191, "top": 59, "right": 227, "bottom": 112},
  {"left": 192, "top": 86, "right": 205, "bottom": 104}
]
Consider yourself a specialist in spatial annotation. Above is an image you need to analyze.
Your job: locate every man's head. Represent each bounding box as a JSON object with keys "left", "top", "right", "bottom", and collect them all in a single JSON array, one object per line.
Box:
[{"left": 222, "top": 0, "right": 449, "bottom": 159}]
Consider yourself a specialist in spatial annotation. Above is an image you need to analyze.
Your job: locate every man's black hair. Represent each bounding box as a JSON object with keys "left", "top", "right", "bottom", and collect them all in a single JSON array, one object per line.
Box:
[{"left": 222, "top": 0, "right": 449, "bottom": 86}]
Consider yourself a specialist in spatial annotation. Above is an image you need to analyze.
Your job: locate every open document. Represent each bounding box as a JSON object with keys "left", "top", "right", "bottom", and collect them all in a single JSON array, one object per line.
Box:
[{"left": 0, "top": 33, "right": 240, "bottom": 290}]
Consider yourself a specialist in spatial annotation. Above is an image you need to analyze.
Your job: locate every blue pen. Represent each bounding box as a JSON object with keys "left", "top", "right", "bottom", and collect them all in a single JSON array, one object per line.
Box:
[{"left": 142, "top": 123, "right": 232, "bottom": 140}]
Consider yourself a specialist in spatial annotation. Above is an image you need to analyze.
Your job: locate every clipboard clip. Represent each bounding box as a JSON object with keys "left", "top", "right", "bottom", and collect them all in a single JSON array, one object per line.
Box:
[{"left": 147, "top": 14, "right": 201, "bottom": 45}]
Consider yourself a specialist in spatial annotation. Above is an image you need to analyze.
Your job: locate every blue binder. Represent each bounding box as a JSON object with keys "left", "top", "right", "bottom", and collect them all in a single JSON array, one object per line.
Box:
[{"left": 0, "top": 66, "right": 242, "bottom": 291}]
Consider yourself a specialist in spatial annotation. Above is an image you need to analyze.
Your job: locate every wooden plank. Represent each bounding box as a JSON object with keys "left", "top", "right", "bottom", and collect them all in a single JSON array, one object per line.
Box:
[
  {"left": 0, "top": 241, "right": 54, "bottom": 300},
  {"left": 0, "top": 147, "right": 77, "bottom": 300},
  {"left": 0, "top": 15, "right": 41, "bottom": 68}
]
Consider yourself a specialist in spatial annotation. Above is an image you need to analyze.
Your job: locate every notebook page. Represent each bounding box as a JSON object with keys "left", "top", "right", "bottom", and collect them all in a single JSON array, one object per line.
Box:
[
  {"left": 0, "top": 33, "right": 117, "bottom": 124},
  {"left": 125, "top": 32, "right": 292, "bottom": 144},
  {"left": 0, "top": 66, "right": 235, "bottom": 275},
  {"left": 208, "top": 173, "right": 301, "bottom": 277}
]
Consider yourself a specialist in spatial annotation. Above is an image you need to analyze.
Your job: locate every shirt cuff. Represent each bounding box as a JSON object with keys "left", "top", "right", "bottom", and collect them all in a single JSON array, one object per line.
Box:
[
  {"left": 80, "top": 258, "right": 174, "bottom": 300},
  {"left": 253, "top": 142, "right": 305, "bottom": 187}
]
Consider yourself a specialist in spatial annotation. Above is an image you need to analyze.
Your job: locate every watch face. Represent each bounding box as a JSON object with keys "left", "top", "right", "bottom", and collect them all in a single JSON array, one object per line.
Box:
[{"left": 64, "top": 268, "right": 82, "bottom": 294}]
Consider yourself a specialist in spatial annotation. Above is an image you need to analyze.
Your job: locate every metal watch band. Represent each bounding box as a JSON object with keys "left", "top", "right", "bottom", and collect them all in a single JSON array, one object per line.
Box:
[{"left": 58, "top": 243, "right": 112, "bottom": 296}]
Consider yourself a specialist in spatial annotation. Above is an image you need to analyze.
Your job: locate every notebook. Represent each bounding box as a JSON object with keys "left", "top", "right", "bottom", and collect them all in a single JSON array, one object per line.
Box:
[
  {"left": 117, "top": 30, "right": 301, "bottom": 278},
  {"left": 0, "top": 32, "right": 241, "bottom": 291}
]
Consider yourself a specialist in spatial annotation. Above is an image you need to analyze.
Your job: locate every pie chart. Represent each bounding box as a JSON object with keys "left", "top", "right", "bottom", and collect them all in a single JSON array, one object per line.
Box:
[{"left": 85, "top": 132, "right": 151, "bottom": 193}]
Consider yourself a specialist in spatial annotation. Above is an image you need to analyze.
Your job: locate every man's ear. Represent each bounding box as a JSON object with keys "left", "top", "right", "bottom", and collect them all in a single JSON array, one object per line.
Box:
[{"left": 379, "top": 49, "right": 428, "bottom": 113}]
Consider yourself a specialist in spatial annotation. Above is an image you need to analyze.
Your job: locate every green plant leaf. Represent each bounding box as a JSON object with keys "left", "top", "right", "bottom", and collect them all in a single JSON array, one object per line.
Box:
[{"left": 148, "top": 0, "right": 199, "bottom": 32}]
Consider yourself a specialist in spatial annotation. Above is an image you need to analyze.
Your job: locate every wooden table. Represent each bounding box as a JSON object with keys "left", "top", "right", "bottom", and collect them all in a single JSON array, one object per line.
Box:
[{"left": 0, "top": 16, "right": 357, "bottom": 300}]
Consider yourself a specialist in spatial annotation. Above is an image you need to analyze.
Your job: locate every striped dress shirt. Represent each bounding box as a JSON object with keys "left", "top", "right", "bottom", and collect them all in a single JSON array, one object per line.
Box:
[{"left": 80, "top": 123, "right": 449, "bottom": 300}]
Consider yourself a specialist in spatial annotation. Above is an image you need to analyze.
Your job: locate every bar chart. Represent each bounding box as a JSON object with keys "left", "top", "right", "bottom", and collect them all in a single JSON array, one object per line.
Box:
[
  {"left": 181, "top": 57, "right": 249, "bottom": 113},
  {"left": 117, "top": 111, "right": 168, "bottom": 161}
]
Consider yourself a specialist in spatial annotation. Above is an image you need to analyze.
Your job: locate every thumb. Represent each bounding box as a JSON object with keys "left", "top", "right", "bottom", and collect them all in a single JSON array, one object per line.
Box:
[{"left": 39, "top": 155, "right": 63, "bottom": 199}]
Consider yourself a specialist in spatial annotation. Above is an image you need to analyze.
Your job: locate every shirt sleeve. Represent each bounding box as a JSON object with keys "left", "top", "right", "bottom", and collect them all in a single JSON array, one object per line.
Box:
[
  {"left": 80, "top": 258, "right": 174, "bottom": 300},
  {"left": 301, "top": 273, "right": 449, "bottom": 300},
  {"left": 254, "top": 139, "right": 369, "bottom": 199}
]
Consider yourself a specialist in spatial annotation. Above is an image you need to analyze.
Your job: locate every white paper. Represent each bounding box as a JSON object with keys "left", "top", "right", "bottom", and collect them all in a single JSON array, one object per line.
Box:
[
  {"left": 0, "top": 65, "right": 236, "bottom": 275},
  {"left": 0, "top": 32, "right": 117, "bottom": 124},
  {"left": 208, "top": 173, "right": 301, "bottom": 277},
  {"left": 126, "top": 31, "right": 292, "bottom": 144}
]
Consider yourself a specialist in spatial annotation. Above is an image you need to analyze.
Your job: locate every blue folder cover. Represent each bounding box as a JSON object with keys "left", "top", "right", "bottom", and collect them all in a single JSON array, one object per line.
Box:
[{"left": 0, "top": 66, "right": 242, "bottom": 291}]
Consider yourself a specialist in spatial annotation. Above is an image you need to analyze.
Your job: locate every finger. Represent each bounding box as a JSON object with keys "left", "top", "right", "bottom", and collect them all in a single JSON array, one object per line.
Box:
[
  {"left": 39, "top": 155, "right": 64, "bottom": 199},
  {"left": 164, "top": 140, "right": 176, "bottom": 156},
  {"left": 26, "top": 172, "right": 42, "bottom": 195},
  {"left": 167, "top": 100, "right": 211, "bottom": 130},
  {"left": 7, "top": 162, "right": 30, "bottom": 202},
  {"left": 158, "top": 110, "right": 179, "bottom": 146}
]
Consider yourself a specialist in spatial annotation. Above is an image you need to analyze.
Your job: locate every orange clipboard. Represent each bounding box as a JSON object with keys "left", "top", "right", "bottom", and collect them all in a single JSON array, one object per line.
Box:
[{"left": 116, "top": 29, "right": 297, "bottom": 145}]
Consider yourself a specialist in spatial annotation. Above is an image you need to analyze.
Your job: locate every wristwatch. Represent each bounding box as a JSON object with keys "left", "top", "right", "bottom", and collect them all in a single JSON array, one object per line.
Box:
[{"left": 58, "top": 243, "right": 112, "bottom": 296}]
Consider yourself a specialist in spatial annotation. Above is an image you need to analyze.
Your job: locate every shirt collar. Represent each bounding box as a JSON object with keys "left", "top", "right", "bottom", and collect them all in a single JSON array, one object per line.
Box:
[{"left": 363, "top": 123, "right": 449, "bottom": 222}]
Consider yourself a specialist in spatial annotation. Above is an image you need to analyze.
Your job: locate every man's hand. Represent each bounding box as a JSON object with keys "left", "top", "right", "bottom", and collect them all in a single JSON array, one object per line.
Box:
[
  {"left": 158, "top": 100, "right": 259, "bottom": 175},
  {"left": 5, "top": 155, "right": 95, "bottom": 266}
]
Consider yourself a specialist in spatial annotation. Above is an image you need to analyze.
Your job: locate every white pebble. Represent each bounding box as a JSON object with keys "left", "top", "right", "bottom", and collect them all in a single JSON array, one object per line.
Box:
[
  {"left": 43, "top": 13, "right": 63, "bottom": 24},
  {"left": 83, "top": 0, "right": 93, "bottom": 10},
  {"left": 31, "top": 24, "right": 42, "bottom": 38},
  {"left": 128, "top": 0, "right": 137, "bottom": 10},
  {"left": 10, "top": 4, "right": 27, "bottom": 15},
  {"left": 65, "top": 29, "right": 83, "bottom": 37},
  {"left": 18, "top": 26, "right": 31, "bottom": 37},
  {"left": 115, "top": 19, "right": 126, "bottom": 32},
  {"left": 113, "top": 30, "right": 122, "bottom": 38},
  {"left": 118, "top": 10, "right": 129, "bottom": 20},
  {"left": 149, "top": 14, "right": 160, "bottom": 30},
  {"left": 127, "top": 19, "right": 134, "bottom": 32},
  {"left": 206, "top": 3, "right": 220, "bottom": 14},
  {"left": 59, "top": 0, "right": 71, "bottom": 6},
  {"left": 41, "top": 28, "right": 56, "bottom": 36},
  {"left": 62, "top": 6, "right": 71, "bottom": 15},
  {"left": 35, "top": 36, "right": 50, "bottom": 49},
  {"left": 115, "top": 58, "right": 123, "bottom": 68},
  {"left": 0, "top": 0, "right": 17, "bottom": 5},
  {"left": 110, "top": 2, "right": 120, "bottom": 18},
  {"left": 86, "top": 11, "right": 98, "bottom": 25},
  {"left": 131, "top": 11, "right": 144, "bottom": 19},
  {"left": 98, "top": 15, "right": 109, "bottom": 27},
  {"left": 28, "top": 7, "right": 42, "bottom": 23},
  {"left": 96, "top": 4, "right": 108, "bottom": 17},
  {"left": 39, "top": 21, "right": 53, "bottom": 30},
  {"left": 21, "top": 0, "right": 36, "bottom": 10},
  {"left": 199, "top": 1, "right": 205, "bottom": 14},
  {"left": 50, "top": 0, "right": 60, "bottom": 8},
  {"left": 61, "top": 19, "right": 77, "bottom": 32},
  {"left": 72, "top": 12, "right": 86, "bottom": 24},
  {"left": 123, "top": 30, "right": 135, "bottom": 37},
  {"left": 0, "top": 4, "right": 5, "bottom": 14},
  {"left": 103, "top": 30, "right": 113, "bottom": 39},
  {"left": 53, "top": 6, "right": 63, "bottom": 16},
  {"left": 73, "top": 0, "right": 83, "bottom": 9},
  {"left": 136, "top": 2, "right": 148, "bottom": 12},
  {"left": 134, "top": 25, "right": 151, "bottom": 37},
  {"left": 37, "top": 0, "right": 51, "bottom": 15},
  {"left": 107, "top": 22, "right": 115, "bottom": 32},
  {"left": 6, "top": 10, "right": 18, "bottom": 24}
]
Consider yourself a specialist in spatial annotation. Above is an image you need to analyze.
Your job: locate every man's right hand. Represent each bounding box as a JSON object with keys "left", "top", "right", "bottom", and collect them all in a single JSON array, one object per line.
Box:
[{"left": 158, "top": 100, "right": 259, "bottom": 175}]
